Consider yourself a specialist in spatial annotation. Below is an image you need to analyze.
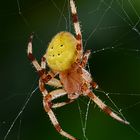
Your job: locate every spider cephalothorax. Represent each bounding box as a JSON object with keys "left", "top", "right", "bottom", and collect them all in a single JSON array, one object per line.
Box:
[
  {"left": 59, "top": 62, "right": 83, "bottom": 98},
  {"left": 27, "top": 0, "right": 129, "bottom": 140}
]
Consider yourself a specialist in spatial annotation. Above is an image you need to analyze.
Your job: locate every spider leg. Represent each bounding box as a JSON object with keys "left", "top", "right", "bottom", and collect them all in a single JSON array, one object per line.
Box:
[
  {"left": 46, "top": 89, "right": 74, "bottom": 108},
  {"left": 39, "top": 82, "right": 77, "bottom": 140},
  {"left": 43, "top": 96, "right": 77, "bottom": 140},
  {"left": 27, "top": 34, "right": 55, "bottom": 83},
  {"left": 80, "top": 49, "right": 99, "bottom": 89},
  {"left": 27, "top": 33, "right": 44, "bottom": 76},
  {"left": 52, "top": 99, "right": 74, "bottom": 108},
  {"left": 80, "top": 50, "right": 91, "bottom": 67},
  {"left": 39, "top": 76, "right": 76, "bottom": 139},
  {"left": 41, "top": 55, "right": 46, "bottom": 71},
  {"left": 40, "top": 56, "right": 62, "bottom": 88},
  {"left": 47, "top": 78, "right": 62, "bottom": 88},
  {"left": 81, "top": 67, "right": 99, "bottom": 89},
  {"left": 70, "top": 0, "right": 83, "bottom": 60},
  {"left": 82, "top": 84, "right": 129, "bottom": 125},
  {"left": 39, "top": 78, "right": 73, "bottom": 107},
  {"left": 39, "top": 78, "right": 49, "bottom": 96}
]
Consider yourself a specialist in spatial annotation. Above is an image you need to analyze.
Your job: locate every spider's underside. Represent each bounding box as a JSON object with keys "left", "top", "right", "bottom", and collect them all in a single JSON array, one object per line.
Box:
[{"left": 27, "top": 0, "right": 129, "bottom": 140}]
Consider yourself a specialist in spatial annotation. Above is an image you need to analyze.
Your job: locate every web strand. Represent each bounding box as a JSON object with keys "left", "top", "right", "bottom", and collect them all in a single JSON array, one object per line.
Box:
[
  {"left": 84, "top": 0, "right": 114, "bottom": 48},
  {"left": 77, "top": 100, "right": 89, "bottom": 140},
  {"left": 4, "top": 86, "right": 38, "bottom": 140}
]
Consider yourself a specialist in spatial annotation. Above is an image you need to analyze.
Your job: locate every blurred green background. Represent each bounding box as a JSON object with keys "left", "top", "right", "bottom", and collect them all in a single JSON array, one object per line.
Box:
[{"left": 0, "top": 0, "right": 140, "bottom": 140}]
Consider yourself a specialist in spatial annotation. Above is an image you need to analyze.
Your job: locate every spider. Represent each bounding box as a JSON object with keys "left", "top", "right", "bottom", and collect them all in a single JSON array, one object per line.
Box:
[{"left": 27, "top": 0, "right": 129, "bottom": 139}]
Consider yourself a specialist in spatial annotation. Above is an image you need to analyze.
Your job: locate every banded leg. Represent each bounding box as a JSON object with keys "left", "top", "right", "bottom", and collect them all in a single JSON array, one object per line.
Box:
[
  {"left": 42, "top": 89, "right": 77, "bottom": 140},
  {"left": 47, "top": 78, "right": 62, "bottom": 88},
  {"left": 40, "top": 56, "right": 62, "bottom": 87},
  {"left": 39, "top": 77, "right": 76, "bottom": 139},
  {"left": 80, "top": 50, "right": 91, "bottom": 67},
  {"left": 39, "top": 79, "right": 49, "bottom": 96},
  {"left": 41, "top": 55, "right": 46, "bottom": 71},
  {"left": 38, "top": 66, "right": 77, "bottom": 139},
  {"left": 81, "top": 68, "right": 99, "bottom": 89},
  {"left": 42, "top": 89, "right": 74, "bottom": 108},
  {"left": 82, "top": 84, "right": 129, "bottom": 124},
  {"left": 39, "top": 76, "right": 63, "bottom": 97},
  {"left": 48, "top": 89, "right": 74, "bottom": 108},
  {"left": 27, "top": 33, "right": 44, "bottom": 77},
  {"left": 52, "top": 100, "right": 74, "bottom": 108},
  {"left": 80, "top": 50, "right": 99, "bottom": 89},
  {"left": 27, "top": 34, "right": 54, "bottom": 83},
  {"left": 70, "top": 0, "right": 83, "bottom": 59}
]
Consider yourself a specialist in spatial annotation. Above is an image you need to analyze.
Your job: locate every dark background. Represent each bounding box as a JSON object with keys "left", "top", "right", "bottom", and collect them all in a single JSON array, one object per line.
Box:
[{"left": 0, "top": 0, "right": 140, "bottom": 140}]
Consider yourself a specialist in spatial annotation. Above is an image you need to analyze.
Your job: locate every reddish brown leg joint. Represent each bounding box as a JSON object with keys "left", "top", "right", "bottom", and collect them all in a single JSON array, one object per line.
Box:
[
  {"left": 91, "top": 81, "right": 98, "bottom": 89},
  {"left": 55, "top": 124, "right": 62, "bottom": 132},
  {"left": 72, "top": 13, "right": 78, "bottom": 23},
  {"left": 103, "top": 106, "right": 112, "bottom": 115},
  {"left": 41, "top": 74, "right": 52, "bottom": 83},
  {"left": 28, "top": 53, "right": 35, "bottom": 61},
  {"left": 76, "top": 43, "right": 82, "bottom": 51}
]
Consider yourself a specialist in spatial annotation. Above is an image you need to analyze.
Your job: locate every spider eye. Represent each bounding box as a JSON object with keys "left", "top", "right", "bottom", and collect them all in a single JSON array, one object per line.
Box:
[{"left": 60, "top": 44, "right": 63, "bottom": 47}]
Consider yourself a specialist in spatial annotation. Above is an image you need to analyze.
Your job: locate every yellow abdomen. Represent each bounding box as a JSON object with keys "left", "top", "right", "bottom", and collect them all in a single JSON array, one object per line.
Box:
[{"left": 46, "top": 32, "right": 77, "bottom": 72}]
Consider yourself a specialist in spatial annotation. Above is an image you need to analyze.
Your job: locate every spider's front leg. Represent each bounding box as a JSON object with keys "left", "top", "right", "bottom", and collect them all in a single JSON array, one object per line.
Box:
[
  {"left": 27, "top": 34, "right": 54, "bottom": 83},
  {"left": 70, "top": 0, "right": 83, "bottom": 60},
  {"left": 27, "top": 33, "right": 44, "bottom": 76}
]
